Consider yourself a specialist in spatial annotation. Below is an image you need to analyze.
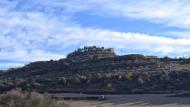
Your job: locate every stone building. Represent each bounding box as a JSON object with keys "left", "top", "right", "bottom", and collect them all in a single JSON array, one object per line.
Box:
[{"left": 67, "top": 46, "right": 116, "bottom": 61}]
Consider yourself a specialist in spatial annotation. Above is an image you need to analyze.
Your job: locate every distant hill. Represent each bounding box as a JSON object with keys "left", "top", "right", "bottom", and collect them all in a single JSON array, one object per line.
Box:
[{"left": 0, "top": 46, "right": 190, "bottom": 93}]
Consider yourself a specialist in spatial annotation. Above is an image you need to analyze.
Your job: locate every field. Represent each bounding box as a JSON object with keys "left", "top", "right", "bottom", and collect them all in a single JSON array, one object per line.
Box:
[
  {"left": 0, "top": 88, "right": 190, "bottom": 107},
  {"left": 62, "top": 93, "right": 190, "bottom": 107}
]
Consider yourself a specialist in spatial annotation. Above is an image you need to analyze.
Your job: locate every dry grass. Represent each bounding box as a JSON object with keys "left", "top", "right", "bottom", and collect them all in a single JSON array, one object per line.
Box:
[{"left": 0, "top": 89, "right": 69, "bottom": 107}]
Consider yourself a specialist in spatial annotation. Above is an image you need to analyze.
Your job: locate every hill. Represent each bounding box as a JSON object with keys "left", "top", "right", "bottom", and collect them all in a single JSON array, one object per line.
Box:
[{"left": 0, "top": 46, "right": 190, "bottom": 93}]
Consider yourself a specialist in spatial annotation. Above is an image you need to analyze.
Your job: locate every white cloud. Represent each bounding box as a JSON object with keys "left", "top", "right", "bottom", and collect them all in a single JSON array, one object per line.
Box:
[
  {"left": 0, "top": 50, "right": 63, "bottom": 62},
  {"left": 1, "top": 0, "right": 190, "bottom": 69},
  {"left": 61, "top": 0, "right": 190, "bottom": 29},
  {"left": 64, "top": 28, "right": 190, "bottom": 56},
  {"left": 166, "top": 31, "right": 190, "bottom": 39},
  {"left": 0, "top": 62, "right": 25, "bottom": 70}
]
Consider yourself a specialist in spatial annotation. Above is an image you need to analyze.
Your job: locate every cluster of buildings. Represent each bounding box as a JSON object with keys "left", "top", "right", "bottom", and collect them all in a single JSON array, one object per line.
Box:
[{"left": 67, "top": 46, "right": 116, "bottom": 61}]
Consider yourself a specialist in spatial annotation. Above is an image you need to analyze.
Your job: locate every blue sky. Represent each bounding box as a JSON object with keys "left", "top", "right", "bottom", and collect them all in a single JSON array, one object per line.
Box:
[{"left": 1, "top": 0, "right": 190, "bottom": 69}]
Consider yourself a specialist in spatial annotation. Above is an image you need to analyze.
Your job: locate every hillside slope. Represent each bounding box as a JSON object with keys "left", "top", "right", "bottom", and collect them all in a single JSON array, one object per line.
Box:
[{"left": 1, "top": 46, "right": 190, "bottom": 93}]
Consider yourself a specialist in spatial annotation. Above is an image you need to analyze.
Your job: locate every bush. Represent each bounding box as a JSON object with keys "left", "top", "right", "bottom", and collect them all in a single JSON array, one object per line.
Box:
[{"left": 0, "top": 89, "right": 69, "bottom": 107}]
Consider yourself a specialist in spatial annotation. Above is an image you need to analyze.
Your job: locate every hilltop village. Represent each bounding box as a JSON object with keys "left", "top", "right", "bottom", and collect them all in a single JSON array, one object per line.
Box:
[{"left": 67, "top": 46, "right": 116, "bottom": 61}]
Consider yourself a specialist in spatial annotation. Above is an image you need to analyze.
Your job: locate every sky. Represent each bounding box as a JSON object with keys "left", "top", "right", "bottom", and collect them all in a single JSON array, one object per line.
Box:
[{"left": 1, "top": 0, "right": 190, "bottom": 69}]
